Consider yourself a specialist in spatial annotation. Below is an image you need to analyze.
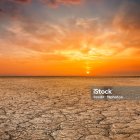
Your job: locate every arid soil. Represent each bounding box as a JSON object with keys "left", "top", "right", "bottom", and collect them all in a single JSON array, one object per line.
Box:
[{"left": 0, "top": 77, "right": 140, "bottom": 140}]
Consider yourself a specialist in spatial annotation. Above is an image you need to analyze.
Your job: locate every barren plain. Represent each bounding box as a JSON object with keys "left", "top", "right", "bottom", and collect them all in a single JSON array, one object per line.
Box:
[{"left": 0, "top": 77, "right": 140, "bottom": 140}]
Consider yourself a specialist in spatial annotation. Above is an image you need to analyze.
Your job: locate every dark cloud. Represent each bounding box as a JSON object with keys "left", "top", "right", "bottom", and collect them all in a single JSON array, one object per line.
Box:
[
  {"left": 13, "top": 0, "right": 32, "bottom": 3},
  {"left": 113, "top": 1, "right": 140, "bottom": 51},
  {"left": 0, "top": 0, "right": 33, "bottom": 18},
  {"left": 0, "top": 0, "right": 22, "bottom": 17},
  {"left": 114, "top": 1, "right": 140, "bottom": 31},
  {"left": 0, "top": 8, "right": 3, "bottom": 12},
  {"left": 0, "top": 0, "right": 82, "bottom": 18}
]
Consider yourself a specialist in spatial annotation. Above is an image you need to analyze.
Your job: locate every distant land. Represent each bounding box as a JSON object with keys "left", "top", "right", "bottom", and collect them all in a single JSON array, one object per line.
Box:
[{"left": 0, "top": 76, "right": 140, "bottom": 78}]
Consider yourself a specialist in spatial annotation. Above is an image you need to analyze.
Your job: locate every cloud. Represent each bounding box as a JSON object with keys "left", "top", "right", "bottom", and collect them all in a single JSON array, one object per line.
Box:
[
  {"left": 0, "top": 0, "right": 139, "bottom": 63},
  {"left": 0, "top": 0, "right": 33, "bottom": 19},
  {"left": 0, "top": 0, "right": 139, "bottom": 76},
  {"left": 0, "top": 0, "right": 82, "bottom": 19},
  {"left": 112, "top": 1, "right": 140, "bottom": 54},
  {"left": 1, "top": 15, "right": 138, "bottom": 61},
  {"left": 0, "top": 0, "right": 21, "bottom": 17},
  {"left": 13, "top": 0, "right": 32, "bottom": 3},
  {"left": 42, "top": 0, "right": 83, "bottom": 7},
  {"left": 57, "top": 0, "right": 82, "bottom": 4},
  {"left": 0, "top": 8, "right": 4, "bottom": 16},
  {"left": 0, "top": 8, "right": 3, "bottom": 12},
  {"left": 113, "top": 1, "right": 140, "bottom": 31}
]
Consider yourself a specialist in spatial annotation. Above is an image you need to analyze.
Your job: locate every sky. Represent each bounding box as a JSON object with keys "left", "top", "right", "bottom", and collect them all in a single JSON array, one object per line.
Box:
[{"left": 0, "top": 0, "right": 140, "bottom": 76}]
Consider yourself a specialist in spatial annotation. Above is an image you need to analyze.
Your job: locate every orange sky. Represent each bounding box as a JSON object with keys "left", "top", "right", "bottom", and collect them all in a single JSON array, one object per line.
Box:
[{"left": 0, "top": 0, "right": 140, "bottom": 76}]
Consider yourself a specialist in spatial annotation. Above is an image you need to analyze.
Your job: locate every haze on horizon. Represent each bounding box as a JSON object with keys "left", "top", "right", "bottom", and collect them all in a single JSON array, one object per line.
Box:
[{"left": 0, "top": 0, "right": 140, "bottom": 76}]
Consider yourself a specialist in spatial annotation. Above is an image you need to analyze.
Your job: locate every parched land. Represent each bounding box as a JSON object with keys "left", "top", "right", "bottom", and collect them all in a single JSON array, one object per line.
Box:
[{"left": 0, "top": 77, "right": 140, "bottom": 140}]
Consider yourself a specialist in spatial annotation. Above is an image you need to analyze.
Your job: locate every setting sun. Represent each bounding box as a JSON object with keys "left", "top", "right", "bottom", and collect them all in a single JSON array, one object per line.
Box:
[{"left": 86, "top": 71, "right": 90, "bottom": 75}]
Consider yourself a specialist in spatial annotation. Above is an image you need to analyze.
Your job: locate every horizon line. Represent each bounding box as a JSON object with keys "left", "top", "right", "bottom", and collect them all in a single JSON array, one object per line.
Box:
[{"left": 0, "top": 75, "right": 140, "bottom": 78}]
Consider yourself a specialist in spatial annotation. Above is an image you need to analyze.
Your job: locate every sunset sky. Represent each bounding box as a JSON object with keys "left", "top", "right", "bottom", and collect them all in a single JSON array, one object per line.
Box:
[{"left": 0, "top": 0, "right": 140, "bottom": 76}]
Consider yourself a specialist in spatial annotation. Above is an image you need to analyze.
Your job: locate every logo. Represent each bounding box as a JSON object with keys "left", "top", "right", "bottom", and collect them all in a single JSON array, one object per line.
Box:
[
  {"left": 91, "top": 86, "right": 140, "bottom": 100},
  {"left": 93, "top": 88, "right": 113, "bottom": 94}
]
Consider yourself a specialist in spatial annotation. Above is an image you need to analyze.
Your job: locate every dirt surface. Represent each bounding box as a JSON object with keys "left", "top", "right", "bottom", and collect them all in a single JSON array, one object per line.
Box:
[{"left": 0, "top": 77, "right": 140, "bottom": 140}]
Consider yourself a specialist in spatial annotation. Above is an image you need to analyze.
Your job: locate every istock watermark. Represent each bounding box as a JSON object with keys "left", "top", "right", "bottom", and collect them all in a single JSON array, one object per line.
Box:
[
  {"left": 91, "top": 86, "right": 140, "bottom": 100},
  {"left": 93, "top": 88, "right": 113, "bottom": 94}
]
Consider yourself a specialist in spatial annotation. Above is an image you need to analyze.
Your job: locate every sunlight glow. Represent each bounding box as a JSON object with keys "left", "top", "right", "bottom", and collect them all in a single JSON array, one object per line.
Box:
[{"left": 86, "top": 71, "right": 90, "bottom": 74}]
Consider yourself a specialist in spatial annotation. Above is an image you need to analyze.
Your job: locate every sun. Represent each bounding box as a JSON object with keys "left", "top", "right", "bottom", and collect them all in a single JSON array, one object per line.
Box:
[{"left": 86, "top": 71, "right": 90, "bottom": 75}]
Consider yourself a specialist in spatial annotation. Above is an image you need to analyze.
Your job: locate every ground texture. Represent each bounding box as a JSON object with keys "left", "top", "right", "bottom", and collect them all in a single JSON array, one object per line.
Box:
[{"left": 0, "top": 77, "right": 140, "bottom": 140}]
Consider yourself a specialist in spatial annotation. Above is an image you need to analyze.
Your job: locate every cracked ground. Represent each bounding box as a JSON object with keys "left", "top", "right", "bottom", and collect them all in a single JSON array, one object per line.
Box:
[{"left": 0, "top": 77, "right": 140, "bottom": 140}]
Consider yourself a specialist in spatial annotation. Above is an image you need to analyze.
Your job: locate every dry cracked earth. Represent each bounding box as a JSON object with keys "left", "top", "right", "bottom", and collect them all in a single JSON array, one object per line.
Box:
[{"left": 0, "top": 77, "right": 140, "bottom": 140}]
